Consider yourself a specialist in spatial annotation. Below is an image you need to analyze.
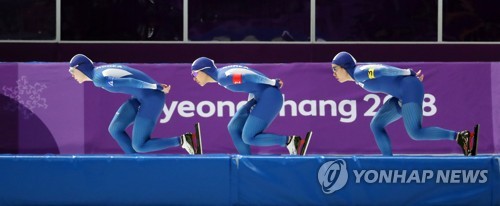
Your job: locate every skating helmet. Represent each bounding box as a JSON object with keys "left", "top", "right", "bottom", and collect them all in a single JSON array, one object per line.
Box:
[
  {"left": 332, "top": 51, "right": 356, "bottom": 78},
  {"left": 69, "top": 54, "right": 95, "bottom": 79},
  {"left": 191, "top": 57, "right": 218, "bottom": 80}
]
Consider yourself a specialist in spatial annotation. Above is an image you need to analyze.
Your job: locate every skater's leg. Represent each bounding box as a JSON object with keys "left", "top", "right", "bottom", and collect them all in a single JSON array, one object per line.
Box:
[
  {"left": 241, "top": 87, "right": 287, "bottom": 147},
  {"left": 399, "top": 76, "right": 456, "bottom": 140},
  {"left": 370, "top": 97, "right": 402, "bottom": 156},
  {"left": 131, "top": 117, "right": 180, "bottom": 153},
  {"left": 131, "top": 94, "right": 181, "bottom": 153},
  {"left": 227, "top": 100, "right": 255, "bottom": 155},
  {"left": 242, "top": 115, "right": 287, "bottom": 146},
  {"left": 401, "top": 103, "right": 456, "bottom": 141},
  {"left": 108, "top": 99, "right": 140, "bottom": 154},
  {"left": 228, "top": 114, "right": 251, "bottom": 155}
]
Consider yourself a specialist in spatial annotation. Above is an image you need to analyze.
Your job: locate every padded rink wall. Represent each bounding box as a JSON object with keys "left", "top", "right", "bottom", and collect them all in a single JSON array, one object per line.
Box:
[{"left": 0, "top": 155, "right": 498, "bottom": 205}]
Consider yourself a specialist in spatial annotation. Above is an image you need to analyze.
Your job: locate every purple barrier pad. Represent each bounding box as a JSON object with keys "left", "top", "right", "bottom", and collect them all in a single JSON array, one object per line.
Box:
[{"left": 0, "top": 62, "right": 495, "bottom": 154}]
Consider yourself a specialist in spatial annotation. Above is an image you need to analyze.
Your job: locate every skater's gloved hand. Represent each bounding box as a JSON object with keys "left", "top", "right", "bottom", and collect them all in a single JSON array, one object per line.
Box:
[
  {"left": 407, "top": 69, "right": 424, "bottom": 82},
  {"left": 274, "top": 79, "right": 283, "bottom": 89},
  {"left": 160, "top": 84, "right": 171, "bottom": 94},
  {"left": 415, "top": 70, "right": 424, "bottom": 82},
  {"left": 407, "top": 69, "right": 417, "bottom": 76}
]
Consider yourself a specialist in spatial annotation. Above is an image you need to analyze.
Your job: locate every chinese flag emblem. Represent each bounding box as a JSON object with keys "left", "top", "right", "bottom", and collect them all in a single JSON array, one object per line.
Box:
[{"left": 232, "top": 73, "right": 242, "bottom": 84}]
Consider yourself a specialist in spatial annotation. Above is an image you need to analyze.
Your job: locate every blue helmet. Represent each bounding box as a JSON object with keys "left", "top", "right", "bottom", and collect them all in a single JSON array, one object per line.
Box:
[
  {"left": 332, "top": 51, "right": 356, "bottom": 78},
  {"left": 191, "top": 57, "right": 218, "bottom": 80},
  {"left": 69, "top": 54, "right": 95, "bottom": 79}
]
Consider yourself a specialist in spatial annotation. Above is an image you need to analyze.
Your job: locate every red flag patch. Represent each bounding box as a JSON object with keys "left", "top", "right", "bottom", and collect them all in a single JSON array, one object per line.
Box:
[{"left": 232, "top": 73, "right": 242, "bottom": 84}]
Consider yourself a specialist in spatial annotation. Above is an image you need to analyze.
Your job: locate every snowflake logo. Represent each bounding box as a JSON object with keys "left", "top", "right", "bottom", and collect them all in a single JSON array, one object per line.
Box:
[{"left": 2, "top": 76, "right": 48, "bottom": 119}]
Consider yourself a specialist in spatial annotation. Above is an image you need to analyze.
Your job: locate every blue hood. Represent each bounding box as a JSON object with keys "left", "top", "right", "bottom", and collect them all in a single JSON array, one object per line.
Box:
[
  {"left": 332, "top": 51, "right": 357, "bottom": 78},
  {"left": 191, "top": 57, "right": 218, "bottom": 80},
  {"left": 69, "top": 54, "right": 95, "bottom": 79}
]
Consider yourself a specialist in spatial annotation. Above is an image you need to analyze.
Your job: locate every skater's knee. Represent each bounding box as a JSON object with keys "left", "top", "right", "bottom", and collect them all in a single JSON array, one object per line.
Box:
[
  {"left": 108, "top": 124, "right": 123, "bottom": 139},
  {"left": 241, "top": 127, "right": 260, "bottom": 144},
  {"left": 228, "top": 124, "right": 244, "bottom": 140},
  {"left": 407, "top": 129, "right": 424, "bottom": 140},
  {"left": 241, "top": 134, "right": 254, "bottom": 145},
  {"left": 369, "top": 121, "right": 377, "bottom": 131},
  {"left": 131, "top": 142, "right": 147, "bottom": 153},
  {"left": 108, "top": 123, "right": 116, "bottom": 134},
  {"left": 241, "top": 129, "right": 259, "bottom": 144},
  {"left": 227, "top": 123, "right": 238, "bottom": 133},
  {"left": 370, "top": 120, "right": 383, "bottom": 133},
  {"left": 131, "top": 138, "right": 149, "bottom": 153}
]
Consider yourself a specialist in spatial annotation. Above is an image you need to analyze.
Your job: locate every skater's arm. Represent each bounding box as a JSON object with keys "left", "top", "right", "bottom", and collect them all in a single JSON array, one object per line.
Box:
[
  {"left": 102, "top": 76, "right": 163, "bottom": 90},
  {"left": 355, "top": 65, "right": 416, "bottom": 82}
]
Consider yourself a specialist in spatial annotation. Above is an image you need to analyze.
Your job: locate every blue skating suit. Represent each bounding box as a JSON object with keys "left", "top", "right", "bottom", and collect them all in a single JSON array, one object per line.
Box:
[
  {"left": 215, "top": 65, "right": 287, "bottom": 155},
  {"left": 333, "top": 52, "right": 456, "bottom": 156},
  {"left": 92, "top": 64, "right": 180, "bottom": 153}
]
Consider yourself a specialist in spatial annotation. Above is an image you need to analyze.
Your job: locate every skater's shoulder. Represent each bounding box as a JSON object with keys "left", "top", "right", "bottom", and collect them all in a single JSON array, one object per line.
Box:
[
  {"left": 93, "top": 65, "right": 135, "bottom": 79},
  {"left": 221, "top": 66, "right": 264, "bottom": 77},
  {"left": 219, "top": 64, "right": 251, "bottom": 72},
  {"left": 95, "top": 64, "right": 126, "bottom": 70},
  {"left": 356, "top": 63, "right": 393, "bottom": 70}
]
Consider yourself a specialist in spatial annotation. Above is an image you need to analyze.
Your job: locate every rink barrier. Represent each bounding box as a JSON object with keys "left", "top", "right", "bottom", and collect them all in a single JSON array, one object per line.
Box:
[{"left": 0, "top": 154, "right": 498, "bottom": 205}]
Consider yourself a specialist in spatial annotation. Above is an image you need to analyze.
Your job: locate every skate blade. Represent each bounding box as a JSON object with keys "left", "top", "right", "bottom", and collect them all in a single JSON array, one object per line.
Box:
[
  {"left": 471, "top": 124, "right": 479, "bottom": 156},
  {"left": 195, "top": 123, "right": 203, "bottom": 154},
  {"left": 299, "top": 131, "right": 312, "bottom": 156}
]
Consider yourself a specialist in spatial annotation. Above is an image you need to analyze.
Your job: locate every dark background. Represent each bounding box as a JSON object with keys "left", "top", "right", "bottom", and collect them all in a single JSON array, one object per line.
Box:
[{"left": 1, "top": 0, "right": 499, "bottom": 63}]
